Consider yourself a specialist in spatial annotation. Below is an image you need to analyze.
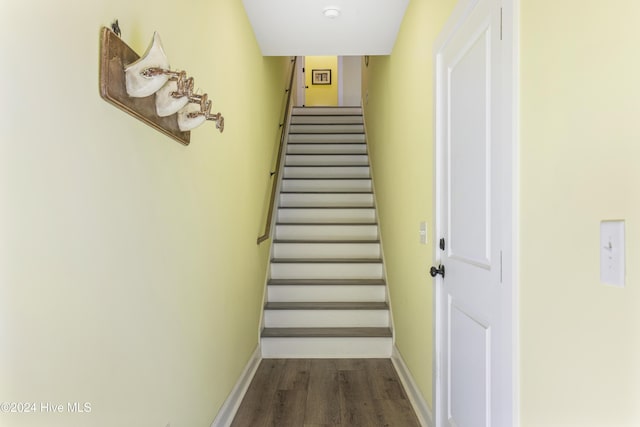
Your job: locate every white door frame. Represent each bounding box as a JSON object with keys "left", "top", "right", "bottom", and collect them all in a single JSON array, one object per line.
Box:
[
  {"left": 338, "top": 56, "right": 344, "bottom": 106},
  {"left": 296, "top": 56, "right": 305, "bottom": 106},
  {"left": 432, "top": 0, "right": 519, "bottom": 426}
]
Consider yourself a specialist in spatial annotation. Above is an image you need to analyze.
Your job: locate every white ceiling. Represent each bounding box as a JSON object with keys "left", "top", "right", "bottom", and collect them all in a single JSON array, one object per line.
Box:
[{"left": 242, "top": 0, "right": 410, "bottom": 56}]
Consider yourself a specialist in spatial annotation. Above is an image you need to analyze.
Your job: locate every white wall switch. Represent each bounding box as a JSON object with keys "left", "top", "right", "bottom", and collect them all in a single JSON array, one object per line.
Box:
[
  {"left": 419, "top": 221, "right": 427, "bottom": 245},
  {"left": 600, "top": 220, "right": 625, "bottom": 287}
]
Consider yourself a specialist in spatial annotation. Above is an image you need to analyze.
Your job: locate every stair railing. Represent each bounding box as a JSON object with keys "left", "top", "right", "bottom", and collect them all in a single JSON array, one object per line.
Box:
[{"left": 257, "top": 56, "right": 297, "bottom": 244}]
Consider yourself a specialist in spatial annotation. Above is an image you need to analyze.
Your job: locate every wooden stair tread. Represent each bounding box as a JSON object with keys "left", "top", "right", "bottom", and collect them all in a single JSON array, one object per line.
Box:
[
  {"left": 278, "top": 206, "right": 375, "bottom": 209},
  {"left": 280, "top": 190, "right": 373, "bottom": 195},
  {"left": 289, "top": 133, "right": 365, "bottom": 136},
  {"left": 291, "top": 113, "right": 363, "bottom": 116},
  {"left": 287, "top": 153, "right": 368, "bottom": 155},
  {"left": 273, "top": 239, "right": 380, "bottom": 244},
  {"left": 268, "top": 279, "right": 386, "bottom": 286},
  {"left": 282, "top": 177, "right": 371, "bottom": 180},
  {"left": 264, "top": 301, "right": 388, "bottom": 310},
  {"left": 271, "top": 258, "right": 383, "bottom": 264},
  {"left": 261, "top": 327, "right": 392, "bottom": 338},
  {"left": 287, "top": 142, "right": 367, "bottom": 145},
  {"left": 290, "top": 121, "right": 364, "bottom": 124},
  {"left": 280, "top": 205, "right": 375, "bottom": 209},
  {"left": 287, "top": 152, "right": 366, "bottom": 155},
  {"left": 292, "top": 107, "right": 361, "bottom": 111},
  {"left": 273, "top": 240, "right": 378, "bottom": 245},
  {"left": 285, "top": 164, "right": 369, "bottom": 167},
  {"left": 276, "top": 224, "right": 378, "bottom": 226}
]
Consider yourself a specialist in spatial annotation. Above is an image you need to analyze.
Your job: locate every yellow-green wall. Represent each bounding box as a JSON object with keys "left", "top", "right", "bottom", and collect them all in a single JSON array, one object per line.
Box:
[
  {"left": 305, "top": 56, "right": 338, "bottom": 106},
  {"left": 520, "top": 1, "right": 640, "bottom": 425},
  {"left": 363, "top": 0, "right": 457, "bottom": 410},
  {"left": 0, "top": 1, "right": 289, "bottom": 426}
]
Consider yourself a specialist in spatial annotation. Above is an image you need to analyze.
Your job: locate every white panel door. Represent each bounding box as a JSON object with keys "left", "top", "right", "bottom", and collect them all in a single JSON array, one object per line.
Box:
[{"left": 434, "top": 0, "right": 514, "bottom": 426}]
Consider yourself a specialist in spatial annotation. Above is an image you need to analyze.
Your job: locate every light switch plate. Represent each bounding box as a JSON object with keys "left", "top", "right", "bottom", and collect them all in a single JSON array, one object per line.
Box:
[{"left": 600, "top": 220, "right": 625, "bottom": 287}]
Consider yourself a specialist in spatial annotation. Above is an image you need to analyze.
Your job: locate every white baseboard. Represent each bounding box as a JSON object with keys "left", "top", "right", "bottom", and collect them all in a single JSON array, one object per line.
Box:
[
  {"left": 391, "top": 346, "right": 433, "bottom": 427},
  {"left": 210, "top": 346, "right": 262, "bottom": 427}
]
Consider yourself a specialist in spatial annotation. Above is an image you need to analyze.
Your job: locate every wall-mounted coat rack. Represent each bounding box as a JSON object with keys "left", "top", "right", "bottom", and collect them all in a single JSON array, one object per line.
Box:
[{"left": 99, "top": 25, "right": 223, "bottom": 146}]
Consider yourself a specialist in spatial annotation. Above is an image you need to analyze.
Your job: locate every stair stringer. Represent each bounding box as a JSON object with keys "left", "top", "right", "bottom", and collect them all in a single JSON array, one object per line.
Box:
[
  {"left": 361, "top": 106, "right": 397, "bottom": 348},
  {"left": 256, "top": 98, "right": 296, "bottom": 340}
]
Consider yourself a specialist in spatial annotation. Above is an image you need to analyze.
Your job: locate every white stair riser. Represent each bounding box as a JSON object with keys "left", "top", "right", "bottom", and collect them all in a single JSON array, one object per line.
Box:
[
  {"left": 277, "top": 208, "right": 376, "bottom": 224},
  {"left": 261, "top": 337, "right": 392, "bottom": 358},
  {"left": 291, "top": 116, "right": 363, "bottom": 125},
  {"left": 284, "top": 166, "right": 370, "bottom": 179},
  {"left": 270, "top": 263, "right": 383, "bottom": 280},
  {"left": 292, "top": 107, "right": 362, "bottom": 116},
  {"left": 268, "top": 285, "right": 386, "bottom": 302},
  {"left": 281, "top": 179, "right": 372, "bottom": 193},
  {"left": 275, "top": 224, "right": 379, "bottom": 241},
  {"left": 280, "top": 193, "right": 374, "bottom": 207},
  {"left": 273, "top": 243, "right": 381, "bottom": 259},
  {"left": 290, "top": 124, "right": 364, "bottom": 134},
  {"left": 263, "top": 310, "right": 389, "bottom": 328},
  {"left": 288, "top": 134, "right": 366, "bottom": 143},
  {"left": 287, "top": 144, "right": 367, "bottom": 155},
  {"left": 286, "top": 154, "right": 369, "bottom": 166}
]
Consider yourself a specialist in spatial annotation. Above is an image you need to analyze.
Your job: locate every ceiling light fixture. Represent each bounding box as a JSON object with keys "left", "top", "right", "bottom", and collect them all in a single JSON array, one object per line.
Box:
[{"left": 323, "top": 7, "right": 341, "bottom": 18}]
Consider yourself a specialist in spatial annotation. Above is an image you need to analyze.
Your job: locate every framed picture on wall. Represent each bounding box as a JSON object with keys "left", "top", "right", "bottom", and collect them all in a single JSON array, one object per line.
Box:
[{"left": 312, "top": 69, "right": 332, "bottom": 85}]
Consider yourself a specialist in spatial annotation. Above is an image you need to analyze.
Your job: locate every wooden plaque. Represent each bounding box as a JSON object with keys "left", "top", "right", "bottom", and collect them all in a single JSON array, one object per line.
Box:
[{"left": 99, "top": 27, "right": 190, "bottom": 146}]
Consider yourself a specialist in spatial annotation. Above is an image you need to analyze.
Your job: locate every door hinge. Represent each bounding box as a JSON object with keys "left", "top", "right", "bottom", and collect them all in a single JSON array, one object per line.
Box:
[
  {"left": 500, "top": 7, "right": 503, "bottom": 41},
  {"left": 439, "top": 238, "right": 446, "bottom": 251},
  {"left": 302, "top": 67, "right": 305, "bottom": 73}
]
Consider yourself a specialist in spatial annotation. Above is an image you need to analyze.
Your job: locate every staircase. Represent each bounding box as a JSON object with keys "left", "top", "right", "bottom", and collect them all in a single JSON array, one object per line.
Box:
[{"left": 260, "top": 106, "right": 393, "bottom": 358}]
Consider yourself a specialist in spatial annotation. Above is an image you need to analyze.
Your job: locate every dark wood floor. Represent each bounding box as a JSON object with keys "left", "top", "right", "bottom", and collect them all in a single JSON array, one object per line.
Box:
[{"left": 230, "top": 358, "right": 421, "bottom": 427}]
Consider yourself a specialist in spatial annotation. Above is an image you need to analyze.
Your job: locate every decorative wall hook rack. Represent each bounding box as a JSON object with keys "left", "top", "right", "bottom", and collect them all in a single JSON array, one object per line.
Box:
[{"left": 99, "top": 26, "right": 224, "bottom": 146}]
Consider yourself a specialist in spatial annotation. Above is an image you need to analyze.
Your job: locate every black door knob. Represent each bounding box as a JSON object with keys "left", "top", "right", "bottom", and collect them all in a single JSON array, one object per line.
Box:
[{"left": 430, "top": 265, "right": 445, "bottom": 278}]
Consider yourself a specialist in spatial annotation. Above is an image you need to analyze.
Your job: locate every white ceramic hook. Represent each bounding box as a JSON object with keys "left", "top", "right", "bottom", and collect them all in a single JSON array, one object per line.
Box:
[
  {"left": 177, "top": 102, "right": 207, "bottom": 131},
  {"left": 155, "top": 80, "right": 189, "bottom": 117},
  {"left": 124, "top": 32, "right": 170, "bottom": 98}
]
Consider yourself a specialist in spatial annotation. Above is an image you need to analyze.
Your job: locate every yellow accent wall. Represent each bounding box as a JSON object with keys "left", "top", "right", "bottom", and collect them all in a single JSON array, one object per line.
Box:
[
  {"left": 305, "top": 56, "right": 338, "bottom": 106},
  {"left": 362, "top": 0, "right": 457, "bottom": 410},
  {"left": 519, "top": 1, "right": 640, "bottom": 425},
  {"left": 0, "top": 1, "right": 289, "bottom": 426}
]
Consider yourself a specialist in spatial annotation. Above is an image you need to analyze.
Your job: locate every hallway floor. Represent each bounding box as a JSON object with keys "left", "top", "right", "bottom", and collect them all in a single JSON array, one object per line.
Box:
[{"left": 230, "top": 358, "right": 421, "bottom": 426}]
